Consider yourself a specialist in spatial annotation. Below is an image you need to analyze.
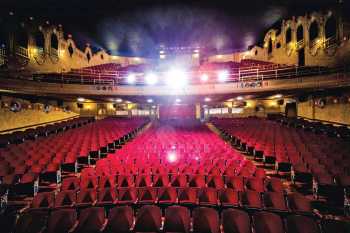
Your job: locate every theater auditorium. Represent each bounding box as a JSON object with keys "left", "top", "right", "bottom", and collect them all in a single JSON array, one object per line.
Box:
[{"left": 0, "top": 0, "right": 349, "bottom": 232}]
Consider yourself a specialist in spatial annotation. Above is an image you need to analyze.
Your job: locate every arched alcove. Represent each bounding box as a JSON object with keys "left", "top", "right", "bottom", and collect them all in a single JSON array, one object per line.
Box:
[
  {"left": 296, "top": 25, "right": 304, "bottom": 42},
  {"left": 268, "top": 38, "right": 273, "bottom": 54},
  {"left": 86, "top": 52, "right": 91, "bottom": 62},
  {"left": 51, "top": 33, "right": 58, "bottom": 50},
  {"left": 68, "top": 43, "right": 74, "bottom": 57},
  {"left": 309, "top": 21, "right": 319, "bottom": 42},
  {"left": 325, "top": 16, "right": 337, "bottom": 39},
  {"left": 285, "top": 27, "right": 292, "bottom": 44},
  {"left": 35, "top": 31, "right": 45, "bottom": 49}
]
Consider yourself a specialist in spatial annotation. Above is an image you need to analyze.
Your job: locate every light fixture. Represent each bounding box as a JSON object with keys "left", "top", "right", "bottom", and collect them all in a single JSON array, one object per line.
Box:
[
  {"left": 175, "top": 98, "right": 181, "bottom": 103},
  {"left": 236, "top": 96, "right": 244, "bottom": 101},
  {"left": 147, "top": 99, "right": 153, "bottom": 103},
  {"left": 115, "top": 98, "right": 123, "bottom": 103},
  {"left": 274, "top": 94, "right": 283, "bottom": 99},
  {"left": 218, "top": 70, "right": 229, "bottom": 82},
  {"left": 200, "top": 74, "right": 209, "bottom": 82},
  {"left": 145, "top": 73, "right": 158, "bottom": 85},
  {"left": 77, "top": 97, "right": 85, "bottom": 102},
  {"left": 204, "top": 97, "right": 211, "bottom": 102},
  {"left": 160, "top": 54, "right": 166, "bottom": 59},
  {"left": 126, "top": 73, "right": 136, "bottom": 84},
  {"left": 166, "top": 69, "right": 188, "bottom": 88},
  {"left": 152, "top": 105, "right": 157, "bottom": 109},
  {"left": 159, "top": 50, "right": 165, "bottom": 54}
]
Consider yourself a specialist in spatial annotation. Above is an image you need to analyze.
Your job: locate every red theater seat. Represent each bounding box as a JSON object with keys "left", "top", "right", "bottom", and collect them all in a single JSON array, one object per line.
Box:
[
  {"left": 14, "top": 210, "right": 48, "bottom": 233},
  {"left": 72, "top": 207, "right": 106, "bottom": 233},
  {"left": 54, "top": 190, "right": 76, "bottom": 208},
  {"left": 178, "top": 187, "right": 198, "bottom": 205},
  {"left": 198, "top": 187, "right": 218, "bottom": 206},
  {"left": 219, "top": 188, "right": 239, "bottom": 207},
  {"left": 31, "top": 191, "right": 55, "bottom": 210},
  {"left": 105, "top": 206, "right": 133, "bottom": 233},
  {"left": 164, "top": 206, "right": 191, "bottom": 233},
  {"left": 157, "top": 187, "right": 178, "bottom": 205},
  {"left": 117, "top": 187, "right": 138, "bottom": 205},
  {"left": 286, "top": 215, "right": 321, "bottom": 233},
  {"left": 47, "top": 209, "right": 77, "bottom": 233},
  {"left": 253, "top": 211, "right": 284, "bottom": 233},
  {"left": 134, "top": 205, "right": 162, "bottom": 233},
  {"left": 222, "top": 208, "right": 251, "bottom": 233},
  {"left": 193, "top": 207, "right": 220, "bottom": 233}
]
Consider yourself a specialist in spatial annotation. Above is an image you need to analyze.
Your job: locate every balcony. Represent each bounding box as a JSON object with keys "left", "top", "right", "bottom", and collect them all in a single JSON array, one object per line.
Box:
[{"left": 0, "top": 66, "right": 349, "bottom": 97}]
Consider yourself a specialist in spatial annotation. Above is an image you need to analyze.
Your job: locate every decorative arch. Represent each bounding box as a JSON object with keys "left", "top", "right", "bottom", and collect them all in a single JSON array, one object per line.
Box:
[
  {"left": 296, "top": 24, "right": 304, "bottom": 42},
  {"left": 285, "top": 27, "right": 292, "bottom": 44},
  {"left": 325, "top": 16, "right": 337, "bottom": 39},
  {"left": 309, "top": 20, "right": 320, "bottom": 42}
]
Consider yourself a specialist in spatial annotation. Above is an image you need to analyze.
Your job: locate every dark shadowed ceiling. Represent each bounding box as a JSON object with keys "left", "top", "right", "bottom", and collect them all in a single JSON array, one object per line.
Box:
[{"left": 0, "top": 0, "right": 347, "bottom": 57}]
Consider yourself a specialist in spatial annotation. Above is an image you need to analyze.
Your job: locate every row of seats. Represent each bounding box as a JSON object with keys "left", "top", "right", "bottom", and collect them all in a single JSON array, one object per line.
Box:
[
  {"left": 0, "top": 117, "right": 94, "bottom": 148},
  {"left": 30, "top": 187, "right": 313, "bottom": 213},
  {"left": 60, "top": 173, "right": 282, "bottom": 192},
  {"left": 212, "top": 118, "right": 350, "bottom": 207},
  {"left": 0, "top": 118, "right": 148, "bottom": 196},
  {"left": 11, "top": 205, "right": 349, "bottom": 233}
]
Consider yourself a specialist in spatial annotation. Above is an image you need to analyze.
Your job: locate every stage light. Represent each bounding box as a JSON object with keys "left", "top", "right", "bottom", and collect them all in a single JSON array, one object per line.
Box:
[
  {"left": 236, "top": 96, "right": 244, "bottom": 101},
  {"left": 175, "top": 98, "right": 181, "bottom": 103},
  {"left": 167, "top": 152, "right": 177, "bottom": 163},
  {"left": 166, "top": 69, "right": 188, "bottom": 88},
  {"left": 204, "top": 97, "right": 211, "bottom": 102},
  {"left": 115, "top": 98, "right": 123, "bottom": 103},
  {"left": 160, "top": 54, "right": 166, "bottom": 59},
  {"left": 200, "top": 74, "right": 209, "bottom": 82},
  {"left": 152, "top": 105, "right": 157, "bottom": 109},
  {"left": 218, "top": 70, "right": 229, "bottom": 82},
  {"left": 127, "top": 73, "right": 136, "bottom": 84},
  {"left": 77, "top": 97, "right": 85, "bottom": 102},
  {"left": 147, "top": 99, "right": 153, "bottom": 103},
  {"left": 145, "top": 73, "right": 158, "bottom": 85}
]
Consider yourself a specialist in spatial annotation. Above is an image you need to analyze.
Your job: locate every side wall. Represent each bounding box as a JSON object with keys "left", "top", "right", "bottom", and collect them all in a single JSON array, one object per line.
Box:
[{"left": 297, "top": 97, "right": 350, "bottom": 125}]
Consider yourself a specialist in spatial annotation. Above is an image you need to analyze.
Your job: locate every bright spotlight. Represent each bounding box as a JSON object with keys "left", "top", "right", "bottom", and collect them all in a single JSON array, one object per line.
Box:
[
  {"left": 236, "top": 96, "right": 244, "bottom": 101},
  {"left": 167, "top": 152, "right": 177, "bottom": 163},
  {"left": 147, "top": 99, "right": 153, "bottom": 103},
  {"left": 145, "top": 73, "right": 158, "bottom": 85},
  {"left": 204, "top": 97, "right": 211, "bottom": 102},
  {"left": 166, "top": 69, "right": 188, "bottom": 88},
  {"left": 200, "top": 74, "right": 209, "bottom": 82},
  {"left": 127, "top": 73, "right": 136, "bottom": 84},
  {"left": 115, "top": 98, "right": 123, "bottom": 103},
  {"left": 77, "top": 97, "right": 85, "bottom": 102},
  {"left": 218, "top": 70, "right": 229, "bottom": 82},
  {"left": 175, "top": 98, "right": 181, "bottom": 103}
]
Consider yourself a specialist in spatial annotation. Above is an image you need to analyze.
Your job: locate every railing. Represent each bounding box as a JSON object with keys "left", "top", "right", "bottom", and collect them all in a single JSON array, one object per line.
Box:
[
  {"left": 324, "top": 36, "right": 338, "bottom": 49},
  {"left": 1, "top": 64, "right": 345, "bottom": 87},
  {"left": 296, "top": 39, "right": 304, "bottom": 50},
  {"left": 15, "top": 46, "right": 29, "bottom": 58}
]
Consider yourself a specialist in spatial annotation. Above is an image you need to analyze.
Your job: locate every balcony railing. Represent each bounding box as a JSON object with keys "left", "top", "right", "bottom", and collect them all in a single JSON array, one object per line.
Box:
[
  {"left": 296, "top": 39, "right": 304, "bottom": 50},
  {"left": 15, "top": 46, "right": 29, "bottom": 59},
  {"left": 1, "top": 64, "right": 346, "bottom": 88}
]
